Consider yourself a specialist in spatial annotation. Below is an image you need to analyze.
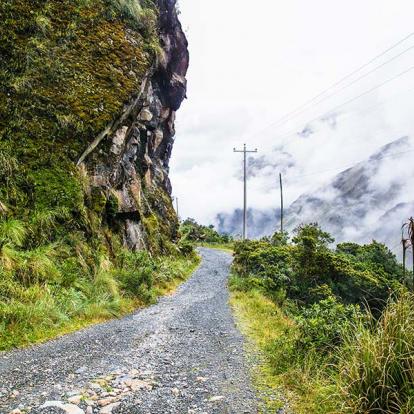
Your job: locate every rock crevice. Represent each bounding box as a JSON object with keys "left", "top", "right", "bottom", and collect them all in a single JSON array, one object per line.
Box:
[{"left": 83, "top": 0, "right": 189, "bottom": 251}]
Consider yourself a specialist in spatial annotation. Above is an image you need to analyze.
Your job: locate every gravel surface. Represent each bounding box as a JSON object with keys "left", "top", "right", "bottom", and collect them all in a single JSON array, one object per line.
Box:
[{"left": 0, "top": 248, "right": 258, "bottom": 414}]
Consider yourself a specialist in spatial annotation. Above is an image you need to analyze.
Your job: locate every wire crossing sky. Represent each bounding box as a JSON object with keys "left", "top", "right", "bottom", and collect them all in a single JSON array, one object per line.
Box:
[{"left": 171, "top": 0, "right": 414, "bottom": 234}]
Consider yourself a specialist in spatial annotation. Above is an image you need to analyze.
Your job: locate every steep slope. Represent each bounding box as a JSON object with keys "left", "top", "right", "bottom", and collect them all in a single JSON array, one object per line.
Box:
[
  {"left": 0, "top": 0, "right": 188, "bottom": 253},
  {"left": 0, "top": 0, "right": 191, "bottom": 349},
  {"left": 217, "top": 136, "right": 414, "bottom": 248},
  {"left": 284, "top": 136, "right": 413, "bottom": 245}
]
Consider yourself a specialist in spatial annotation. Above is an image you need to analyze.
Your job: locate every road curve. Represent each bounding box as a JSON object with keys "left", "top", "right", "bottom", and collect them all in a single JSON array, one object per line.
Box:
[{"left": 0, "top": 248, "right": 257, "bottom": 414}]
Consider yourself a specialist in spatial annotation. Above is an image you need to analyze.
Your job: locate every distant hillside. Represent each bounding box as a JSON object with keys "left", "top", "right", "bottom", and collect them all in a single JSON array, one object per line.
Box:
[{"left": 217, "top": 136, "right": 414, "bottom": 251}]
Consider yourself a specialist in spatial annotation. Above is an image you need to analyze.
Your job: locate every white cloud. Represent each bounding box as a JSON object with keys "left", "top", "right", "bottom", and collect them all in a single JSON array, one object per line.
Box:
[{"left": 171, "top": 0, "right": 414, "bottom": 233}]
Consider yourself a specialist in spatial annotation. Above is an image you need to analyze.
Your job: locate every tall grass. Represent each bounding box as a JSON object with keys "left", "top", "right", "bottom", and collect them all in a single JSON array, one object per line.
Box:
[
  {"left": 106, "top": 0, "right": 157, "bottom": 33},
  {"left": 0, "top": 241, "right": 199, "bottom": 350},
  {"left": 110, "top": 0, "right": 142, "bottom": 23},
  {"left": 229, "top": 278, "right": 338, "bottom": 414},
  {"left": 338, "top": 293, "right": 414, "bottom": 414}
]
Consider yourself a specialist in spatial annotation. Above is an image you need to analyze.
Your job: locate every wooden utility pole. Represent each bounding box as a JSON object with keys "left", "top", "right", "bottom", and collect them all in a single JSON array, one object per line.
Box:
[
  {"left": 279, "top": 173, "right": 284, "bottom": 234},
  {"left": 233, "top": 144, "right": 258, "bottom": 240},
  {"left": 409, "top": 217, "right": 414, "bottom": 281},
  {"left": 402, "top": 240, "right": 408, "bottom": 280},
  {"left": 402, "top": 219, "right": 414, "bottom": 288}
]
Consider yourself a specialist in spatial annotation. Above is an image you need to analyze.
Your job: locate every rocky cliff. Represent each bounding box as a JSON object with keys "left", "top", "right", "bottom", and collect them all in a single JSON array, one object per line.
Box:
[{"left": 0, "top": 0, "right": 189, "bottom": 253}]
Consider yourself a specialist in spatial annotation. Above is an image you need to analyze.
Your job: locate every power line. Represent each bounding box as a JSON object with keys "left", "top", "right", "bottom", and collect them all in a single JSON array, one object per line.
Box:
[
  {"left": 245, "top": 32, "right": 414, "bottom": 141},
  {"left": 285, "top": 148, "right": 414, "bottom": 182},
  {"left": 268, "top": 83, "right": 414, "bottom": 153},
  {"left": 321, "top": 65, "right": 414, "bottom": 117},
  {"left": 274, "top": 44, "right": 414, "bottom": 129},
  {"left": 269, "top": 64, "right": 414, "bottom": 150}
]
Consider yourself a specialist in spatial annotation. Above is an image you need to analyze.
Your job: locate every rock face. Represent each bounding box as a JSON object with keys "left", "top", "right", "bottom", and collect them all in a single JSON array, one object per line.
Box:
[
  {"left": 79, "top": 0, "right": 189, "bottom": 251},
  {"left": 0, "top": 0, "right": 188, "bottom": 254}
]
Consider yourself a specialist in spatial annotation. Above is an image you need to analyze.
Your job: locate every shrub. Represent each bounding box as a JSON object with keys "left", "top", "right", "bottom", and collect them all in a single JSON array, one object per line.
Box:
[
  {"left": 180, "top": 218, "right": 233, "bottom": 244},
  {"left": 293, "top": 296, "right": 364, "bottom": 354},
  {"left": 106, "top": 0, "right": 158, "bottom": 36},
  {"left": 116, "top": 250, "right": 154, "bottom": 301},
  {"left": 338, "top": 293, "right": 414, "bottom": 413},
  {"left": 233, "top": 240, "right": 293, "bottom": 291},
  {"left": 177, "top": 239, "right": 195, "bottom": 257}
]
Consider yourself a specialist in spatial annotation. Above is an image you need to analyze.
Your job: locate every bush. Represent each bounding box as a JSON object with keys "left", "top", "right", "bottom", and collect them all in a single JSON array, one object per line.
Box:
[
  {"left": 293, "top": 296, "right": 363, "bottom": 354},
  {"left": 177, "top": 239, "right": 195, "bottom": 257},
  {"left": 233, "top": 224, "right": 405, "bottom": 312},
  {"left": 105, "top": 0, "right": 158, "bottom": 36},
  {"left": 338, "top": 293, "right": 414, "bottom": 413},
  {"left": 180, "top": 218, "right": 233, "bottom": 244},
  {"left": 233, "top": 240, "right": 293, "bottom": 291},
  {"left": 230, "top": 224, "right": 408, "bottom": 412},
  {"left": 116, "top": 250, "right": 154, "bottom": 300}
]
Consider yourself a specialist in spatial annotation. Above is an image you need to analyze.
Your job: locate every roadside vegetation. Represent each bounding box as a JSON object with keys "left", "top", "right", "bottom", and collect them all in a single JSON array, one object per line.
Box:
[
  {"left": 0, "top": 0, "right": 201, "bottom": 351},
  {"left": 230, "top": 224, "right": 412, "bottom": 413},
  {"left": 0, "top": 215, "right": 199, "bottom": 350},
  {"left": 179, "top": 218, "right": 234, "bottom": 251}
]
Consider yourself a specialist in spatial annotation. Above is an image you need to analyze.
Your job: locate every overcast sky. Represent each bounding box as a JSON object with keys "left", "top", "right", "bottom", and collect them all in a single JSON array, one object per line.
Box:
[{"left": 170, "top": 0, "right": 414, "bottom": 228}]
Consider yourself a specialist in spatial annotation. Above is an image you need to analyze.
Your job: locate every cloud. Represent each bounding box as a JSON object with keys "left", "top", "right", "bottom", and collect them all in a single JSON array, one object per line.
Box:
[{"left": 170, "top": 0, "right": 414, "bottom": 251}]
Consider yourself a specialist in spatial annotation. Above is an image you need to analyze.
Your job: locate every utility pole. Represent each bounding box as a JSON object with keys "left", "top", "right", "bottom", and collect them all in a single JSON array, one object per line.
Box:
[
  {"left": 402, "top": 218, "right": 414, "bottom": 289},
  {"left": 233, "top": 144, "right": 258, "bottom": 240},
  {"left": 279, "top": 173, "right": 284, "bottom": 234},
  {"left": 409, "top": 217, "right": 414, "bottom": 283},
  {"left": 402, "top": 224, "right": 408, "bottom": 281}
]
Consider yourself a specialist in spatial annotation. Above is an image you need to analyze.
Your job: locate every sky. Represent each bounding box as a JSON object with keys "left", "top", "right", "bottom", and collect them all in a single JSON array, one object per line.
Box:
[{"left": 169, "top": 0, "right": 414, "bottom": 233}]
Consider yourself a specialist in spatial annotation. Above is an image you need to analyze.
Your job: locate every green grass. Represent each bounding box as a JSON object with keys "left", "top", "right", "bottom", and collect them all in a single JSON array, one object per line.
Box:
[
  {"left": 229, "top": 275, "right": 338, "bottom": 414},
  {"left": 0, "top": 252, "right": 200, "bottom": 351},
  {"left": 229, "top": 232, "right": 412, "bottom": 413},
  {"left": 0, "top": 0, "right": 188, "bottom": 352},
  {"left": 197, "top": 242, "right": 234, "bottom": 253},
  {"left": 337, "top": 293, "right": 414, "bottom": 413}
]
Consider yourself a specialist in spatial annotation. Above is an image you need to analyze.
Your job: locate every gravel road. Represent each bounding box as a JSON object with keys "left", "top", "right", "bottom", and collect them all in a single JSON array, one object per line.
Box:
[{"left": 0, "top": 248, "right": 258, "bottom": 414}]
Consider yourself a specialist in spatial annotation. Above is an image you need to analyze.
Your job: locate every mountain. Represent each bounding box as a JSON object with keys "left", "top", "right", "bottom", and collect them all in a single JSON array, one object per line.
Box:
[
  {"left": 0, "top": 0, "right": 188, "bottom": 253},
  {"left": 217, "top": 136, "right": 414, "bottom": 250}
]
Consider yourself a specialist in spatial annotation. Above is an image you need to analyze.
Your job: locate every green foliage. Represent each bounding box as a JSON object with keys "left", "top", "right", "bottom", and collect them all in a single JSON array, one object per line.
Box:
[
  {"left": 231, "top": 223, "right": 410, "bottom": 413},
  {"left": 0, "top": 0, "right": 187, "bottom": 351},
  {"left": 29, "top": 167, "right": 84, "bottom": 212},
  {"left": 105, "top": 0, "right": 159, "bottom": 44},
  {"left": 233, "top": 240, "right": 293, "bottom": 292},
  {"left": 116, "top": 250, "right": 154, "bottom": 300},
  {"left": 177, "top": 239, "right": 195, "bottom": 256},
  {"left": 180, "top": 218, "right": 233, "bottom": 244},
  {"left": 338, "top": 293, "right": 414, "bottom": 413},
  {"left": 293, "top": 296, "right": 363, "bottom": 354},
  {"left": 0, "top": 0, "right": 160, "bottom": 250},
  {"left": 0, "top": 219, "right": 26, "bottom": 248},
  {"left": 234, "top": 224, "right": 405, "bottom": 311},
  {"left": 0, "top": 243, "right": 198, "bottom": 350}
]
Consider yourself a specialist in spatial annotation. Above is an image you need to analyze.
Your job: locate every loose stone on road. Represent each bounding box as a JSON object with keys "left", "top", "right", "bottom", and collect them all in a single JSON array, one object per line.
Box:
[{"left": 0, "top": 248, "right": 258, "bottom": 414}]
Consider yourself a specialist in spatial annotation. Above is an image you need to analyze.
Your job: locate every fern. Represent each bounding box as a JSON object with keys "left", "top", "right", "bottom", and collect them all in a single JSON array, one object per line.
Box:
[{"left": 0, "top": 219, "right": 26, "bottom": 248}]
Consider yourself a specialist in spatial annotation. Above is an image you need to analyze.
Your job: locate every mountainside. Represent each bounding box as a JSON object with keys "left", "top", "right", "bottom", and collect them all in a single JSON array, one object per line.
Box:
[
  {"left": 0, "top": 0, "right": 193, "bottom": 349},
  {"left": 217, "top": 136, "right": 414, "bottom": 248},
  {"left": 0, "top": 0, "right": 188, "bottom": 253}
]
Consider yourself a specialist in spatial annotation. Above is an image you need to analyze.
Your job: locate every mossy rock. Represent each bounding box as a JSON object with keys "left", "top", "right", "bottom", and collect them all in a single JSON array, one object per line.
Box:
[{"left": 0, "top": 0, "right": 158, "bottom": 212}]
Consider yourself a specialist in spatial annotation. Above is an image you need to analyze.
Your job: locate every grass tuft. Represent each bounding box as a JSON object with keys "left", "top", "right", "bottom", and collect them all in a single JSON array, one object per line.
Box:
[
  {"left": 229, "top": 276, "right": 338, "bottom": 414},
  {"left": 338, "top": 292, "right": 414, "bottom": 414}
]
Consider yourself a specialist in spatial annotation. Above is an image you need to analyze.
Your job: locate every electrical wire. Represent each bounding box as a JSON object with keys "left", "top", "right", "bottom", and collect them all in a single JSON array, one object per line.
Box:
[
  {"left": 275, "top": 44, "right": 414, "bottom": 128},
  {"left": 267, "top": 64, "right": 414, "bottom": 150},
  {"left": 244, "top": 32, "right": 414, "bottom": 141},
  {"left": 284, "top": 148, "right": 414, "bottom": 182},
  {"left": 267, "top": 82, "right": 414, "bottom": 153}
]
